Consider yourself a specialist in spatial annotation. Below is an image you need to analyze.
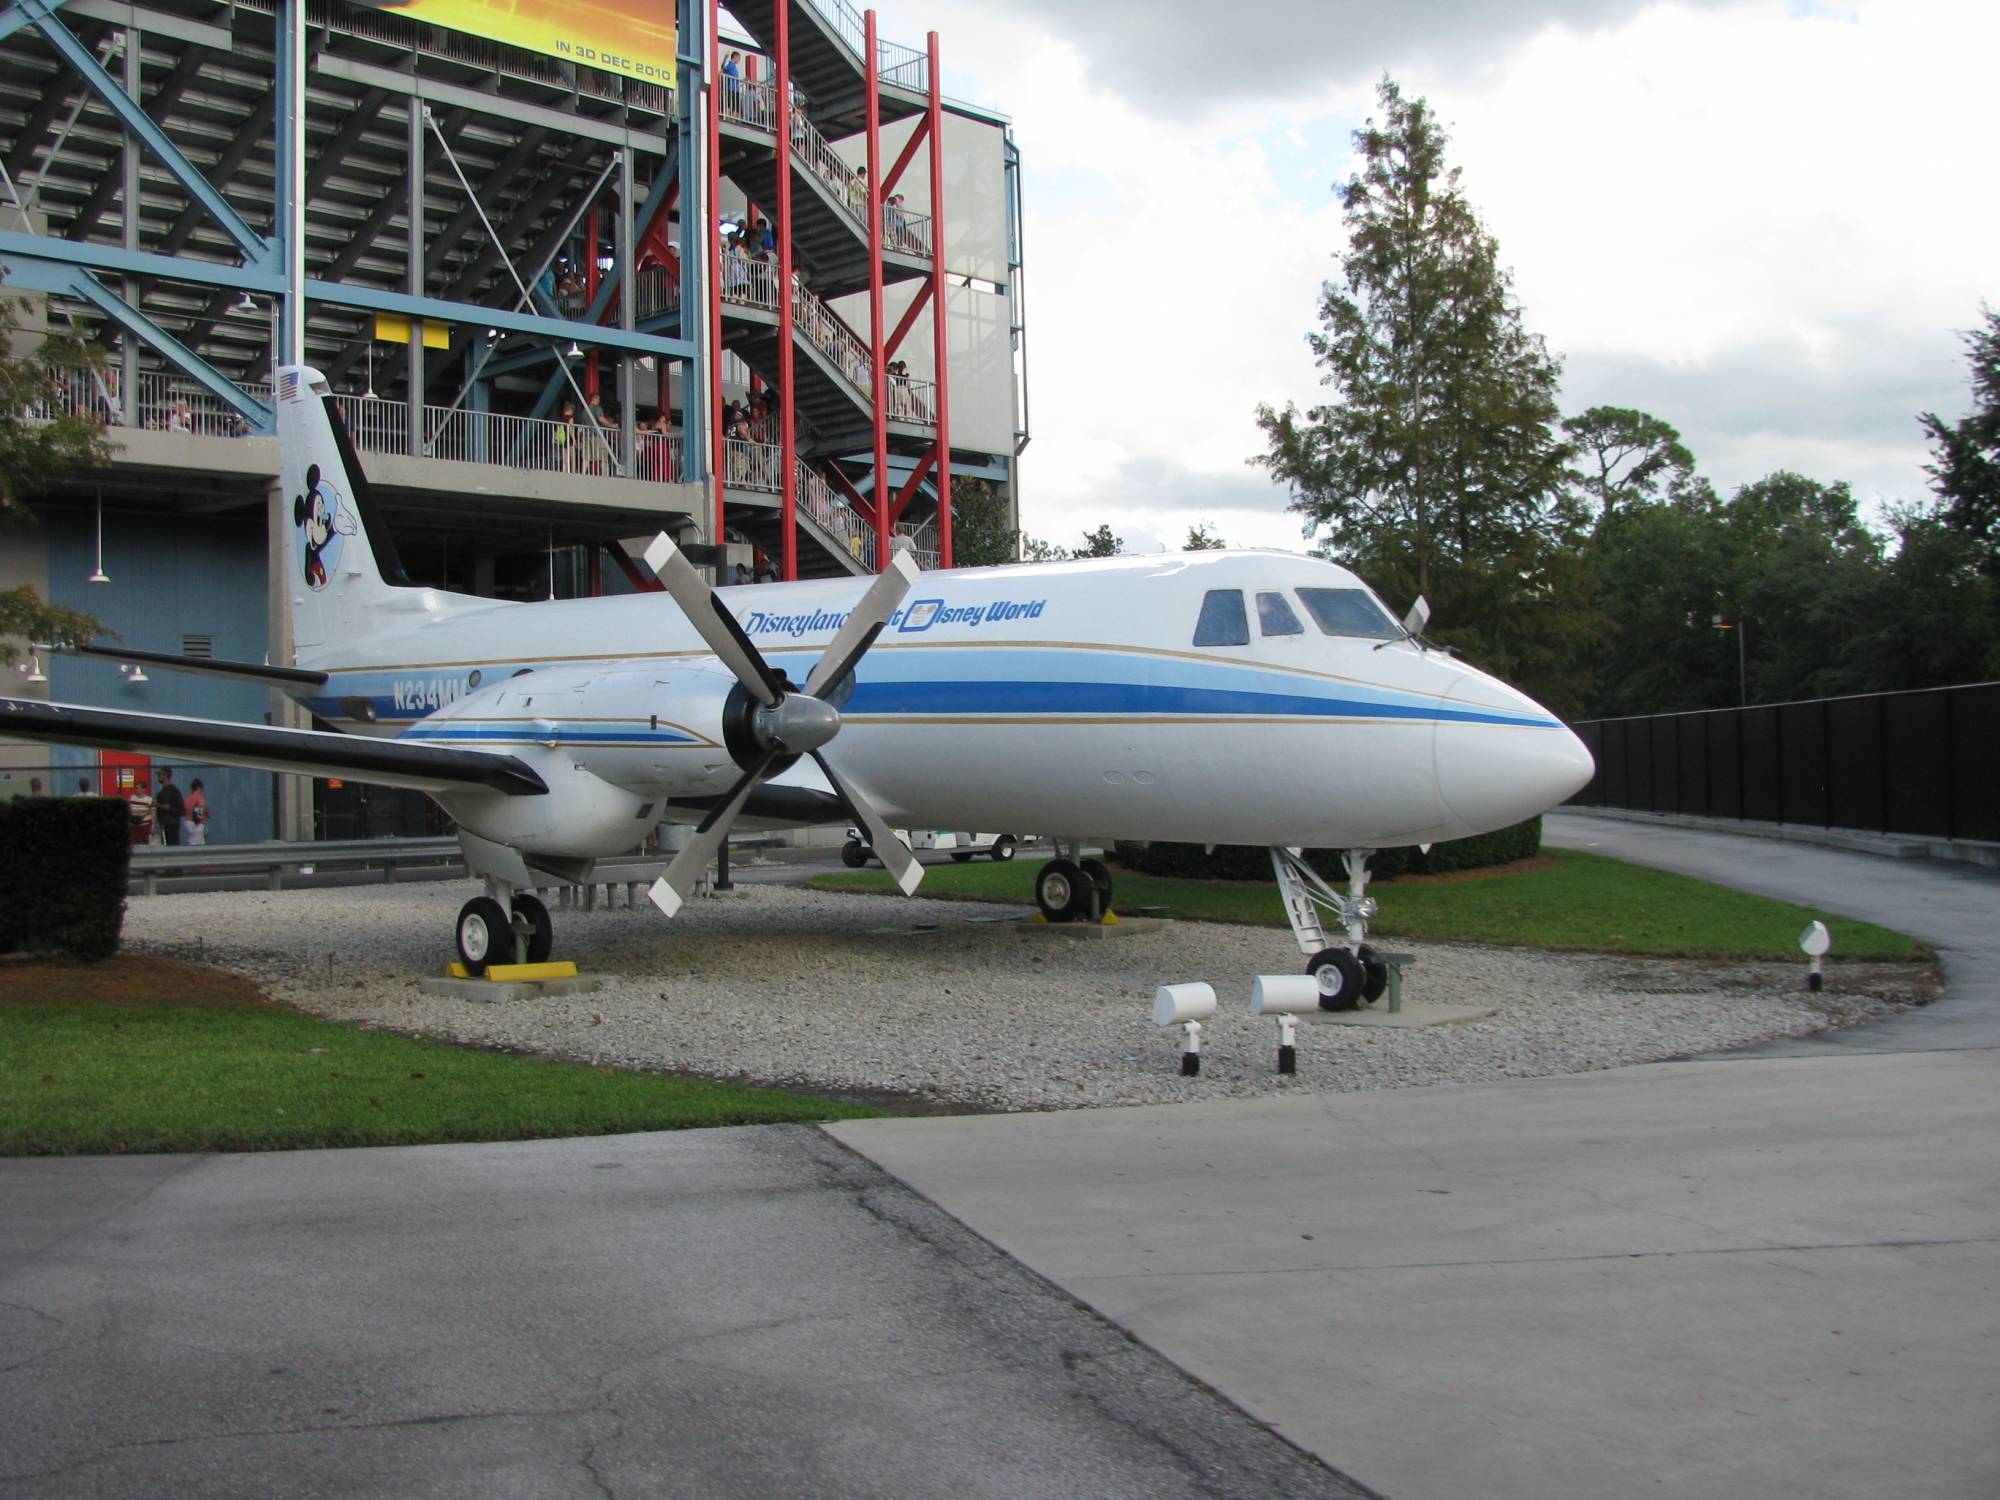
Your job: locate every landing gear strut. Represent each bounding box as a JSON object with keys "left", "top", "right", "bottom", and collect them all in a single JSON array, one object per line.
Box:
[{"left": 1271, "top": 847, "right": 1387, "bottom": 1011}]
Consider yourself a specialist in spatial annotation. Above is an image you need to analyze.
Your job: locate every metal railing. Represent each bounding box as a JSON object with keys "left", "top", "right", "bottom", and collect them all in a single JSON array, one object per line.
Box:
[
  {"left": 797, "top": 459, "right": 877, "bottom": 570},
  {"left": 792, "top": 277, "right": 873, "bottom": 393},
  {"left": 722, "top": 74, "right": 933, "bottom": 258},
  {"left": 798, "top": 0, "right": 929, "bottom": 92},
  {"left": 722, "top": 74, "right": 779, "bottom": 133},
  {"left": 883, "top": 203, "right": 931, "bottom": 257},
  {"left": 886, "top": 372, "right": 935, "bottom": 425},
  {"left": 634, "top": 264, "right": 681, "bottom": 319},
  {"left": 895, "top": 520, "right": 940, "bottom": 569},
  {"left": 721, "top": 251, "right": 780, "bottom": 311},
  {"left": 26, "top": 365, "right": 270, "bottom": 435},
  {"left": 724, "top": 437, "right": 782, "bottom": 493}
]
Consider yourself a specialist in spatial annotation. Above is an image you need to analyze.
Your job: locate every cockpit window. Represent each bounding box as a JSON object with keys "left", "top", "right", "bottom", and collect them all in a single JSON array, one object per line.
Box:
[
  {"left": 1193, "top": 589, "right": 1250, "bottom": 647},
  {"left": 1257, "top": 592, "right": 1303, "bottom": 637},
  {"left": 1296, "top": 587, "right": 1402, "bottom": 640}
]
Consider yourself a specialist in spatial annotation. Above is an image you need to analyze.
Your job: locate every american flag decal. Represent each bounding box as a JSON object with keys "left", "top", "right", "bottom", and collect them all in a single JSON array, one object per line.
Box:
[{"left": 277, "top": 371, "right": 300, "bottom": 402}]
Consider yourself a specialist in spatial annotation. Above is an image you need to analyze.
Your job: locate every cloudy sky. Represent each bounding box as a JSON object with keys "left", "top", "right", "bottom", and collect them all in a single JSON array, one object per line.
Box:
[{"left": 858, "top": 0, "right": 1997, "bottom": 554}]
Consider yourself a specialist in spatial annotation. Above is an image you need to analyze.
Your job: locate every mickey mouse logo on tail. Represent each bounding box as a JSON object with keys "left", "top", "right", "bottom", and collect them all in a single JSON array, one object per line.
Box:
[{"left": 291, "top": 462, "right": 356, "bottom": 591}]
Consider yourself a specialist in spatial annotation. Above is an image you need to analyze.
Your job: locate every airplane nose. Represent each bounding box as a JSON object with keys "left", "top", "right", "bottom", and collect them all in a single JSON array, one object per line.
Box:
[{"left": 1433, "top": 674, "right": 1595, "bottom": 834}]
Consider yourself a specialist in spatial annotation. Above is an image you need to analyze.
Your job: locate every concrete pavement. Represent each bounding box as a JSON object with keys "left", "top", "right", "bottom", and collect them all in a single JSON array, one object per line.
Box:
[
  {"left": 0, "top": 1128, "right": 1368, "bottom": 1499},
  {"left": 831, "top": 815, "right": 2000, "bottom": 1498}
]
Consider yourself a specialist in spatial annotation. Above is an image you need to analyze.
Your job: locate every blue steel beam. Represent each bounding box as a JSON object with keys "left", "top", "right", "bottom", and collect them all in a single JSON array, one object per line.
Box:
[
  {"left": 0, "top": 231, "right": 284, "bottom": 292},
  {"left": 0, "top": 0, "right": 70, "bottom": 45},
  {"left": 13, "top": 0, "right": 274, "bottom": 265},
  {"left": 0, "top": 254, "right": 274, "bottom": 431},
  {"left": 303, "top": 280, "right": 696, "bottom": 361}
]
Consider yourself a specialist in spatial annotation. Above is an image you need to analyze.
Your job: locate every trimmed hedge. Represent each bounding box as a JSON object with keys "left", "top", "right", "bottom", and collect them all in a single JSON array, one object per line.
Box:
[
  {"left": 1112, "top": 815, "right": 1542, "bottom": 884},
  {"left": 0, "top": 796, "right": 131, "bottom": 959}
]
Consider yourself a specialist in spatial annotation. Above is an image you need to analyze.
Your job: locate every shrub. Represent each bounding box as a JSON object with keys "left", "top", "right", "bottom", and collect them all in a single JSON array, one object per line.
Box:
[
  {"left": 1112, "top": 815, "right": 1542, "bottom": 884},
  {"left": 0, "top": 796, "right": 130, "bottom": 958}
]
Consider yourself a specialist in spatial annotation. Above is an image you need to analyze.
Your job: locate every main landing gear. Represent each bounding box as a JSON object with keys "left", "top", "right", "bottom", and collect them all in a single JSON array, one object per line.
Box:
[
  {"left": 454, "top": 888, "right": 555, "bottom": 976},
  {"left": 1034, "top": 843, "right": 1113, "bottom": 923},
  {"left": 1272, "top": 847, "right": 1389, "bottom": 1011}
]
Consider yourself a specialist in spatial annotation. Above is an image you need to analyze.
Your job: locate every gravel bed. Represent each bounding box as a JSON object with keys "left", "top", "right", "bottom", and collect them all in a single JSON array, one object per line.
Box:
[{"left": 122, "top": 881, "right": 1935, "bottom": 1112}]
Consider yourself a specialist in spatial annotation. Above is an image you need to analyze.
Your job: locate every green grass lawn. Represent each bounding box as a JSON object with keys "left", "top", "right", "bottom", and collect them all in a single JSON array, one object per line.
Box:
[
  {"left": 811, "top": 848, "right": 1927, "bottom": 961},
  {"left": 1, "top": 1003, "right": 881, "bottom": 1156}
]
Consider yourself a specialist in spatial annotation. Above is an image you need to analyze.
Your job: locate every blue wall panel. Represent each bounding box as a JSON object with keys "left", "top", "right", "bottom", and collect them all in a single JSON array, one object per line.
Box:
[{"left": 46, "top": 504, "right": 275, "bottom": 843}]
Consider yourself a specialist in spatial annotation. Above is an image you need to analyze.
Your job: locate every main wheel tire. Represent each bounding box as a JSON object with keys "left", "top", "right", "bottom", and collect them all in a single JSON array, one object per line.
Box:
[
  {"left": 1309, "top": 947, "right": 1367, "bottom": 1011},
  {"left": 1036, "top": 858, "right": 1093, "bottom": 923},
  {"left": 456, "top": 895, "right": 513, "bottom": 976},
  {"left": 841, "top": 839, "right": 869, "bottom": 869},
  {"left": 1078, "top": 857, "right": 1113, "bottom": 916},
  {"left": 1357, "top": 942, "right": 1390, "bottom": 1004},
  {"left": 511, "top": 894, "right": 554, "bottom": 965},
  {"left": 950, "top": 851, "right": 975, "bottom": 863},
  {"left": 989, "top": 835, "right": 1016, "bottom": 863}
]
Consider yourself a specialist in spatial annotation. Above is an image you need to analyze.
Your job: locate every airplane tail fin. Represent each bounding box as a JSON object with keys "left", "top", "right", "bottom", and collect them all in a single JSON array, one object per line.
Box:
[{"left": 276, "top": 365, "right": 414, "bottom": 652}]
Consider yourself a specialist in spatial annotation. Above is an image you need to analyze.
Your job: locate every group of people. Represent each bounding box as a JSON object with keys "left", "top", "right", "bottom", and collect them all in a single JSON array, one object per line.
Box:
[
  {"left": 22, "top": 770, "right": 211, "bottom": 844},
  {"left": 729, "top": 555, "right": 781, "bottom": 585},
  {"left": 548, "top": 399, "right": 684, "bottom": 481}
]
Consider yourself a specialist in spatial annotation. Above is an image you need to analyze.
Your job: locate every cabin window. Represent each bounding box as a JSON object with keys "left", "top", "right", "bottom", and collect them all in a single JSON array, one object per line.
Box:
[
  {"left": 1193, "top": 589, "right": 1250, "bottom": 647},
  {"left": 1257, "top": 592, "right": 1304, "bottom": 637},
  {"left": 1296, "top": 587, "right": 1401, "bottom": 640}
]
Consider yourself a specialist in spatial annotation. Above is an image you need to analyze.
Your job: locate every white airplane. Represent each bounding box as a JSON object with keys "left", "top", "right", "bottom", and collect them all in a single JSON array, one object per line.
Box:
[{"left": 2, "top": 365, "right": 1594, "bottom": 1006}]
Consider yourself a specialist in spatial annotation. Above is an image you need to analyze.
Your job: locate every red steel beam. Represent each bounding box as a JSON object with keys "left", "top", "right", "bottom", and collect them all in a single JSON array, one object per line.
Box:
[
  {"left": 706, "top": 0, "right": 727, "bottom": 555},
  {"left": 774, "top": 0, "right": 797, "bottom": 580},
  {"left": 927, "top": 31, "right": 952, "bottom": 568},
  {"left": 865, "top": 10, "right": 889, "bottom": 571}
]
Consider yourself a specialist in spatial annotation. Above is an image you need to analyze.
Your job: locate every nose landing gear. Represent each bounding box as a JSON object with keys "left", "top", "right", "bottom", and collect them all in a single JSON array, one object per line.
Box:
[{"left": 1273, "top": 847, "right": 1386, "bottom": 1010}]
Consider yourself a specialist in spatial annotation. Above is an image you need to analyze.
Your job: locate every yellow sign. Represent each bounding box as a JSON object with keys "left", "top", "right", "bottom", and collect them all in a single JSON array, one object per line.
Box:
[
  {"left": 354, "top": 0, "right": 677, "bottom": 87},
  {"left": 373, "top": 315, "right": 451, "bottom": 349}
]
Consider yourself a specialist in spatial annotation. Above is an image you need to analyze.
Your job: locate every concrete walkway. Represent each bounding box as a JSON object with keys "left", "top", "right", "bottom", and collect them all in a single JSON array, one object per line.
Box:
[
  {"left": 0, "top": 1128, "right": 1366, "bottom": 1500},
  {"left": 831, "top": 816, "right": 2000, "bottom": 1499}
]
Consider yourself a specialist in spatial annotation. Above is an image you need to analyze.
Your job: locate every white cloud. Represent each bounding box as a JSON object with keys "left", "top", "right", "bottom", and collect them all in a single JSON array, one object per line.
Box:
[{"left": 849, "top": 0, "right": 1997, "bottom": 550}]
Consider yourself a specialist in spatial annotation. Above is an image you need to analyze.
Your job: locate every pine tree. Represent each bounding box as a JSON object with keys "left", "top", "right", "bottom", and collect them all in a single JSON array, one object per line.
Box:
[{"left": 1254, "top": 76, "right": 1572, "bottom": 604}]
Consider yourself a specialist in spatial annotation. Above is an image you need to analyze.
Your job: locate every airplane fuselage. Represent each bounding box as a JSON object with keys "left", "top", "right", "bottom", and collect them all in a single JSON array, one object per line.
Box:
[{"left": 289, "top": 549, "right": 1592, "bottom": 859}]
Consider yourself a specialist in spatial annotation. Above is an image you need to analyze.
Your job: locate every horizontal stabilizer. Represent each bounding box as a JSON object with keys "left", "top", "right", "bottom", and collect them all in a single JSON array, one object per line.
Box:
[{"left": 0, "top": 697, "right": 547, "bottom": 797}]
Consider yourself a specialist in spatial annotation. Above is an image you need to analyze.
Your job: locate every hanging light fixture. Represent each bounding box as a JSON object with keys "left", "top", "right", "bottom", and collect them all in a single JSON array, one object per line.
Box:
[
  {"left": 19, "top": 653, "right": 46, "bottom": 684},
  {"left": 119, "top": 662, "right": 148, "bottom": 685},
  {"left": 234, "top": 290, "right": 259, "bottom": 314},
  {"left": 362, "top": 340, "right": 377, "bottom": 402},
  {"left": 89, "top": 490, "right": 108, "bottom": 584}
]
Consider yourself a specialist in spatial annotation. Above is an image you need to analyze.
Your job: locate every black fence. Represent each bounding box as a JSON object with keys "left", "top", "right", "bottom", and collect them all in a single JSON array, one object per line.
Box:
[{"left": 1567, "top": 682, "right": 2000, "bottom": 843}]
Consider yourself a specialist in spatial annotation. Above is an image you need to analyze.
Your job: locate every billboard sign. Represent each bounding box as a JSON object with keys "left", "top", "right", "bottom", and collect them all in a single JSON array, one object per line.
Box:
[{"left": 356, "top": 0, "right": 676, "bottom": 87}]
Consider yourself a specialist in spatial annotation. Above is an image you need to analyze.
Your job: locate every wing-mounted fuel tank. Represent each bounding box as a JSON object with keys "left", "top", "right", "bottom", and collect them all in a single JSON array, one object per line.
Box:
[{"left": 415, "top": 662, "right": 766, "bottom": 857}]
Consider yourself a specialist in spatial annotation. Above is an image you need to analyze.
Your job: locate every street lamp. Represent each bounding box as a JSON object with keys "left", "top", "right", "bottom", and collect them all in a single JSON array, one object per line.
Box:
[{"left": 1712, "top": 614, "right": 1747, "bottom": 706}]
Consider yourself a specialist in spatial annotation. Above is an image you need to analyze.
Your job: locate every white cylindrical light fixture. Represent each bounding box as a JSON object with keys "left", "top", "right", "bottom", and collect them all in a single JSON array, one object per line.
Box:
[
  {"left": 1151, "top": 981, "right": 1216, "bottom": 1027},
  {"left": 1251, "top": 974, "right": 1323, "bottom": 1015}
]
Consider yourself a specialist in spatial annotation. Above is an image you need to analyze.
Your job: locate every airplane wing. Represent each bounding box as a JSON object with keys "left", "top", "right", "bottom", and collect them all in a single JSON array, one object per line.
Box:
[
  {"left": 57, "top": 643, "right": 329, "bottom": 689},
  {"left": 0, "top": 697, "right": 547, "bottom": 797}
]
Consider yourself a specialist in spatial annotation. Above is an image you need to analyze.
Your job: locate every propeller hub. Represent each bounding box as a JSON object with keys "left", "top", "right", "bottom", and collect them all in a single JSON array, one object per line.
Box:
[{"left": 760, "top": 693, "right": 841, "bottom": 755}]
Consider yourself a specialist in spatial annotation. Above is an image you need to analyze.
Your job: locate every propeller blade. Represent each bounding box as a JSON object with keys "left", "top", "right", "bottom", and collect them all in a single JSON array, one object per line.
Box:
[
  {"left": 804, "top": 547, "right": 922, "bottom": 701},
  {"left": 647, "top": 746, "right": 782, "bottom": 917},
  {"left": 643, "top": 533, "right": 784, "bottom": 706},
  {"left": 813, "top": 750, "right": 924, "bottom": 897}
]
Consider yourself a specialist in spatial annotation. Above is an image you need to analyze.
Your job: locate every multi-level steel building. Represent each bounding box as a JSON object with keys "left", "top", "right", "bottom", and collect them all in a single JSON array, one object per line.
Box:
[{"left": 0, "top": 0, "right": 1026, "bottom": 838}]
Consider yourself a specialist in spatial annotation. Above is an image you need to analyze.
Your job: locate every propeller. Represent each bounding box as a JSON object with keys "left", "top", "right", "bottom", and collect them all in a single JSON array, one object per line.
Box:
[{"left": 643, "top": 536, "right": 922, "bottom": 916}]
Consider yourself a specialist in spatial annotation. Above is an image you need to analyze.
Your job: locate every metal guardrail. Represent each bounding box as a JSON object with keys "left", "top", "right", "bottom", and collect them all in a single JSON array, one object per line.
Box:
[
  {"left": 127, "top": 837, "right": 463, "bottom": 894},
  {"left": 126, "top": 835, "right": 785, "bottom": 896}
]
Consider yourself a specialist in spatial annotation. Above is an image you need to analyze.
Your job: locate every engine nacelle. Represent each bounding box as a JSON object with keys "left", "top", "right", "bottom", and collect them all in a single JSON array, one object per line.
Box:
[{"left": 416, "top": 661, "right": 769, "bottom": 855}]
